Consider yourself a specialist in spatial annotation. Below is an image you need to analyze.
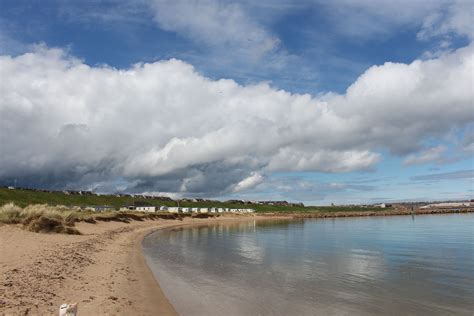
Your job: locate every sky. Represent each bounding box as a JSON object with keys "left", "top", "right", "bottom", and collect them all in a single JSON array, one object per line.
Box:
[{"left": 0, "top": 0, "right": 473, "bottom": 205}]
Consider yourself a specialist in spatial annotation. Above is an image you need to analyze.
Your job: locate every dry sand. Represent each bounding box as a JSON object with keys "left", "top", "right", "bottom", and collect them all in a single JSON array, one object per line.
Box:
[{"left": 0, "top": 216, "right": 265, "bottom": 315}]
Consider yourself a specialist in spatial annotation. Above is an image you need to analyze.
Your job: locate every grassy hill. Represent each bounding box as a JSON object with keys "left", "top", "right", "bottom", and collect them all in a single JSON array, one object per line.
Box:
[{"left": 0, "top": 187, "right": 386, "bottom": 213}]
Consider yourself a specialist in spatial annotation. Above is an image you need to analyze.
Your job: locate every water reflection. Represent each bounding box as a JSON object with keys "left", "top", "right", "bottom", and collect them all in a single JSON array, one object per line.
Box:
[{"left": 143, "top": 214, "right": 474, "bottom": 316}]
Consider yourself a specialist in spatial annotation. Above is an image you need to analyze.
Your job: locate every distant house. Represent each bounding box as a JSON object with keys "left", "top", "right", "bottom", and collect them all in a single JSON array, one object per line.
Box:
[
  {"left": 191, "top": 208, "right": 199, "bottom": 213},
  {"left": 136, "top": 206, "right": 156, "bottom": 212},
  {"left": 159, "top": 206, "right": 169, "bottom": 211},
  {"left": 199, "top": 208, "right": 209, "bottom": 213},
  {"left": 167, "top": 207, "right": 180, "bottom": 213},
  {"left": 181, "top": 207, "right": 190, "bottom": 213}
]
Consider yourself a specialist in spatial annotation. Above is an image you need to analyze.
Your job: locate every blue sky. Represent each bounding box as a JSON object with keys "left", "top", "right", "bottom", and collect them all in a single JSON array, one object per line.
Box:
[{"left": 0, "top": 0, "right": 472, "bottom": 205}]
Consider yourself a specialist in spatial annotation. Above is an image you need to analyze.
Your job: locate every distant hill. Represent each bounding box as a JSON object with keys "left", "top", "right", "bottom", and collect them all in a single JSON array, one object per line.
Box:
[
  {"left": 0, "top": 187, "right": 306, "bottom": 212},
  {"left": 0, "top": 187, "right": 387, "bottom": 213}
]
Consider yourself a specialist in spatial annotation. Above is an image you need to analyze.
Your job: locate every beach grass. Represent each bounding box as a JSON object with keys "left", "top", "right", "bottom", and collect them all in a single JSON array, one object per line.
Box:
[
  {"left": 0, "top": 202, "right": 198, "bottom": 234},
  {"left": 0, "top": 203, "right": 81, "bottom": 234}
]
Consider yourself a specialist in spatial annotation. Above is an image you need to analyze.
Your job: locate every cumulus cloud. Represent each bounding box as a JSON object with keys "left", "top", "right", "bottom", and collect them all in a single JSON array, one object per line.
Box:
[{"left": 0, "top": 42, "right": 473, "bottom": 195}]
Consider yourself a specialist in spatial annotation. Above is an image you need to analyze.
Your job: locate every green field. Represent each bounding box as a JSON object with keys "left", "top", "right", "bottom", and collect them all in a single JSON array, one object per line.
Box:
[{"left": 0, "top": 187, "right": 386, "bottom": 213}]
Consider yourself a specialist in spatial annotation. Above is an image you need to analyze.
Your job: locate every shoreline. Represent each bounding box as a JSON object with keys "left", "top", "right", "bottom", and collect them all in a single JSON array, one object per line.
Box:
[
  {"left": 271, "top": 207, "right": 474, "bottom": 218},
  {"left": 1, "top": 210, "right": 472, "bottom": 314},
  {"left": 0, "top": 216, "right": 283, "bottom": 315},
  {"left": 0, "top": 218, "right": 184, "bottom": 315}
]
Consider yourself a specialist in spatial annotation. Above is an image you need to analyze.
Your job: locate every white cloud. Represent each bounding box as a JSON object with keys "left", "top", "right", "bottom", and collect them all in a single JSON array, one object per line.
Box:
[
  {"left": 314, "top": 0, "right": 472, "bottom": 44},
  {"left": 233, "top": 172, "right": 264, "bottom": 192},
  {"left": 267, "top": 149, "right": 380, "bottom": 172},
  {"left": 314, "top": 0, "right": 444, "bottom": 39},
  {"left": 242, "top": 177, "right": 376, "bottom": 203},
  {"left": 403, "top": 146, "right": 447, "bottom": 165},
  {"left": 0, "top": 42, "right": 473, "bottom": 194},
  {"left": 418, "top": 0, "right": 474, "bottom": 41},
  {"left": 147, "top": 0, "right": 279, "bottom": 61}
]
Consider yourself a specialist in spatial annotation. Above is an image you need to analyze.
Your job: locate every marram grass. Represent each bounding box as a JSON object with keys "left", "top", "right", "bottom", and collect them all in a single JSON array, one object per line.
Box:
[
  {"left": 0, "top": 203, "right": 185, "bottom": 234},
  {"left": 0, "top": 203, "right": 81, "bottom": 234}
]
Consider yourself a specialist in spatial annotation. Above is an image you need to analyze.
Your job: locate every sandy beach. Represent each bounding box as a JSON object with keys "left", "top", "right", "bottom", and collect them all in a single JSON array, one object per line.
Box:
[{"left": 0, "top": 216, "right": 265, "bottom": 315}]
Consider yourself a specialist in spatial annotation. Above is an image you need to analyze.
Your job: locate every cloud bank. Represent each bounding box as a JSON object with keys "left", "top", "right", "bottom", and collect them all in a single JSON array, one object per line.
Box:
[{"left": 0, "top": 43, "right": 473, "bottom": 195}]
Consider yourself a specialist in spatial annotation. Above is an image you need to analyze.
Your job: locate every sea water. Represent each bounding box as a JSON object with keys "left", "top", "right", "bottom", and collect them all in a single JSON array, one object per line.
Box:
[{"left": 143, "top": 214, "right": 474, "bottom": 315}]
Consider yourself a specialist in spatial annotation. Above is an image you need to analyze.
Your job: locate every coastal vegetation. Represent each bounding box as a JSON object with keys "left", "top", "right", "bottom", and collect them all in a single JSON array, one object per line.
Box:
[
  {"left": 0, "top": 203, "right": 81, "bottom": 234},
  {"left": 0, "top": 202, "right": 187, "bottom": 234},
  {"left": 0, "top": 187, "right": 387, "bottom": 213}
]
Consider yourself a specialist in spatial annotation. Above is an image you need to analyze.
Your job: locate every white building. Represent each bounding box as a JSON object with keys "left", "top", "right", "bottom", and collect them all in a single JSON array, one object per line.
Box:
[
  {"left": 167, "top": 207, "right": 180, "bottom": 213},
  {"left": 200, "top": 208, "right": 209, "bottom": 213},
  {"left": 136, "top": 206, "right": 156, "bottom": 212},
  {"left": 159, "top": 206, "right": 168, "bottom": 211},
  {"left": 181, "top": 207, "right": 190, "bottom": 213},
  {"left": 192, "top": 208, "right": 199, "bottom": 213}
]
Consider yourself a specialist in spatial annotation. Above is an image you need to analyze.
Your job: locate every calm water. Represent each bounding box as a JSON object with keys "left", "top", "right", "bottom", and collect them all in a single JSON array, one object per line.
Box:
[{"left": 143, "top": 214, "right": 474, "bottom": 315}]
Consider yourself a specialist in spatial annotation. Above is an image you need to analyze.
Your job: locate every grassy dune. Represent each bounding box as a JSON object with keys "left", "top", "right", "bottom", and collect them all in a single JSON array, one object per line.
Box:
[
  {"left": 0, "top": 203, "right": 82, "bottom": 234},
  {"left": 0, "top": 203, "right": 189, "bottom": 234}
]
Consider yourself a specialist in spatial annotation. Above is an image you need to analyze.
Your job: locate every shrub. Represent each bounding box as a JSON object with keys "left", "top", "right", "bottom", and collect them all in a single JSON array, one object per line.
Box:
[{"left": 0, "top": 203, "right": 23, "bottom": 224}]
